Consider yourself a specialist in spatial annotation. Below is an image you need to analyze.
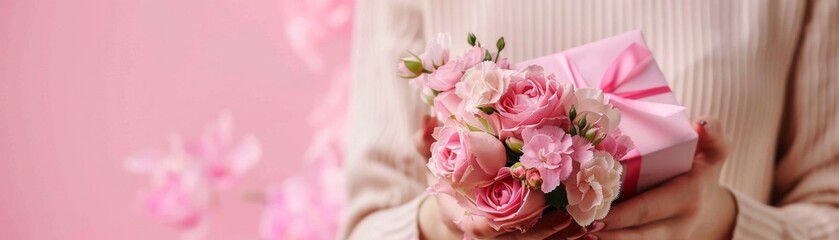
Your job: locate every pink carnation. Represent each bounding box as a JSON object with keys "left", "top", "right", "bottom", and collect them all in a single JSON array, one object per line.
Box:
[
  {"left": 520, "top": 125, "right": 593, "bottom": 193},
  {"left": 455, "top": 61, "right": 511, "bottom": 114},
  {"left": 564, "top": 151, "right": 623, "bottom": 226},
  {"left": 595, "top": 129, "right": 635, "bottom": 161}
]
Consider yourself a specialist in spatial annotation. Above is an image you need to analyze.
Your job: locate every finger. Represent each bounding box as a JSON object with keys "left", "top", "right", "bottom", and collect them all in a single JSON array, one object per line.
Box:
[
  {"left": 601, "top": 174, "right": 694, "bottom": 230},
  {"left": 459, "top": 215, "right": 507, "bottom": 240},
  {"left": 414, "top": 129, "right": 431, "bottom": 159},
  {"left": 414, "top": 115, "right": 437, "bottom": 159},
  {"left": 549, "top": 222, "right": 590, "bottom": 240},
  {"left": 493, "top": 212, "right": 572, "bottom": 240},
  {"left": 693, "top": 116, "right": 727, "bottom": 164},
  {"left": 435, "top": 193, "right": 476, "bottom": 236},
  {"left": 594, "top": 219, "right": 674, "bottom": 240}
]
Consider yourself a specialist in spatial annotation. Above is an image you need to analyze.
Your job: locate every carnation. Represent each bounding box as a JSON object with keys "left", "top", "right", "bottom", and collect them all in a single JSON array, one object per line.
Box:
[{"left": 563, "top": 151, "right": 623, "bottom": 226}]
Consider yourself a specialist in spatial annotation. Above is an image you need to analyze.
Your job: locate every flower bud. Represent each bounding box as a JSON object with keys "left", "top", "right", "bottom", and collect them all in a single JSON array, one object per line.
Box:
[
  {"left": 505, "top": 137, "right": 524, "bottom": 154},
  {"left": 526, "top": 168, "right": 543, "bottom": 190},
  {"left": 398, "top": 57, "right": 424, "bottom": 79},
  {"left": 496, "top": 37, "right": 505, "bottom": 51},
  {"left": 467, "top": 32, "right": 477, "bottom": 46},
  {"left": 584, "top": 127, "right": 600, "bottom": 142},
  {"left": 510, "top": 162, "right": 526, "bottom": 180}
]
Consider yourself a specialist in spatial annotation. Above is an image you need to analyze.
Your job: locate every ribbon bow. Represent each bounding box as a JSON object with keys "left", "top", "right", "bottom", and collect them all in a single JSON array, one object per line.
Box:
[
  {"left": 560, "top": 43, "right": 685, "bottom": 118},
  {"left": 558, "top": 43, "right": 687, "bottom": 200}
]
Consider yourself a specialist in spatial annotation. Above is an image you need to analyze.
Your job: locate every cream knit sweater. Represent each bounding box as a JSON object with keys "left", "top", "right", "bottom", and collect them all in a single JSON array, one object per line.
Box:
[{"left": 341, "top": 1, "right": 839, "bottom": 239}]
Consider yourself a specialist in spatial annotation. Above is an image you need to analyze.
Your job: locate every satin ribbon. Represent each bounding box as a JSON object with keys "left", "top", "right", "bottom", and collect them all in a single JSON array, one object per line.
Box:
[{"left": 558, "top": 43, "right": 684, "bottom": 199}]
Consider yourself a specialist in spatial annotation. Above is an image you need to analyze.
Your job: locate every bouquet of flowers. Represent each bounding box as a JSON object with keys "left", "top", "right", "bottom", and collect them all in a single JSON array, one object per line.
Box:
[{"left": 398, "top": 33, "right": 636, "bottom": 232}]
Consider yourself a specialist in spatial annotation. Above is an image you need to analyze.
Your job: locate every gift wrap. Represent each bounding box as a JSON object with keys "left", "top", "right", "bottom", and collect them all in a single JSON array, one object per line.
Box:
[{"left": 520, "top": 30, "right": 698, "bottom": 199}]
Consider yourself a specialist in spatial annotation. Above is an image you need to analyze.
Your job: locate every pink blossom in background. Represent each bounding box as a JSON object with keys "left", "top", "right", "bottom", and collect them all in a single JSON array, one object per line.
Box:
[
  {"left": 186, "top": 113, "right": 262, "bottom": 189},
  {"left": 126, "top": 113, "right": 262, "bottom": 239},
  {"left": 282, "top": 0, "right": 355, "bottom": 71},
  {"left": 0, "top": 0, "right": 356, "bottom": 238},
  {"left": 256, "top": 0, "right": 355, "bottom": 238},
  {"left": 126, "top": 136, "right": 211, "bottom": 239}
]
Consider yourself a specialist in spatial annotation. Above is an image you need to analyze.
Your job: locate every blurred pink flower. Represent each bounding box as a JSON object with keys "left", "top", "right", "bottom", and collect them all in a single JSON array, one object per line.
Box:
[
  {"left": 186, "top": 112, "right": 262, "bottom": 189},
  {"left": 126, "top": 135, "right": 211, "bottom": 239},
  {"left": 419, "top": 32, "right": 452, "bottom": 71},
  {"left": 282, "top": 0, "right": 354, "bottom": 71},
  {"left": 260, "top": 160, "right": 344, "bottom": 240},
  {"left": 126, "top": 112, "right": 261, "bottom": 239}
]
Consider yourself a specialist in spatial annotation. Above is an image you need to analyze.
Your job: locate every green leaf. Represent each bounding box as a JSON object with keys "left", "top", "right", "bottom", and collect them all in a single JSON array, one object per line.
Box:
[
  {"left": 464, "top": 122, "right": 482, "bottom": 132},
  {"left": 484, "top": 49, "right": 492, "bottom": 61},
  {"left": 569, "top": 105, "right": 577, "bottom": 121},
  {"left": 496, "top": 37, "right": 506, "bottom": 51},
  {"left": 467, "top": 32, "right": 477, "bottom": 46},
  {"left": 476, "top": 115, "right": 496, "bottom": 136},
  {"left": 569, "top": 125, "right": 577, "bottom": 136},
  {"left": 545, "top": 187, "right": 569, "bottom": 209},
  {"left": 478, "top": 106, "right": 495, "bottom": 115}
]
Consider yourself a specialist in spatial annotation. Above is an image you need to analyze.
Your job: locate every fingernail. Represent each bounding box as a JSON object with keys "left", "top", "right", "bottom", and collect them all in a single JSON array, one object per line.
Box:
[{"left": 588, "top": 221, "right": 606, "bottom": 232}]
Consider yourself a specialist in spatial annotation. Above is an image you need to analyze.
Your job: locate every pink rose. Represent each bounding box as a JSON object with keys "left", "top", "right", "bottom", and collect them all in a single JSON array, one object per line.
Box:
[
  {"left": 458, "top": 168, "right": 547, "bottom": 232},
  {"left": 433, "top": 91, "right": 502, "bottom": 136},
  {"left": 426, "top": 58, "right": 465, "bottom": 91},
  {"left": 595, "top": 129, "right": 634, "bottom": 161},
  {"left": 496, "top": 65, "right": 573, "bottom": 138},
  {"left": 567, "top": 88, "right": 621, "bottom": 139},
  {"left": 455, "top": 61, "right": 511, "bottom": 113},
  {"left": 433, "top": 90, "right": 461, "bottom": 121},
  {"left": 564, "top": 151, "right": 623, "bottom": 226},
  {"left": 427, "top": 124, "right": 507, "bottom": 188},
  {"left": 496, "top": 58, "right": 513, "bottom": 70},
  {"left": 520, "top": 125, "right": 593, "bottom": 193},
  {"left": 460, "top": 46, "right": 485, "bottom": 69}
]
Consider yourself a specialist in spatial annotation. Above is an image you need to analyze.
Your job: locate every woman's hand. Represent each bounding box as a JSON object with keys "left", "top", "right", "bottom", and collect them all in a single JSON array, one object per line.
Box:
[
  {"left": 414, "top": 115, "right": 576, "bottom": 240},
  {"left": 593, "top": 116, "right": 737, "bottom": 239}
]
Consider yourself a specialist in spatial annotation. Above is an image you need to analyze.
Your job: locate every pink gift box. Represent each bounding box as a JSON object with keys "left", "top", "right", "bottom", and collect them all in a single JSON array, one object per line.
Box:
[{"left": 519, "top": 31, "right": 698, "bottom": 199}]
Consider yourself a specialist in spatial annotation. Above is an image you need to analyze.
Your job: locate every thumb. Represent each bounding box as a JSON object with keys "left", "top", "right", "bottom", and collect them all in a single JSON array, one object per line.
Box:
[{"left": 694, "top": 116, "right": 728, "bottom": 165}]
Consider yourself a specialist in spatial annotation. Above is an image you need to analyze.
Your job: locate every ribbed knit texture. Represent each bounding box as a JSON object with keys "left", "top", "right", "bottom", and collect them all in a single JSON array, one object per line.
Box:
[{"left": 341, "top": 1, "right": 839, "bottom": 239}]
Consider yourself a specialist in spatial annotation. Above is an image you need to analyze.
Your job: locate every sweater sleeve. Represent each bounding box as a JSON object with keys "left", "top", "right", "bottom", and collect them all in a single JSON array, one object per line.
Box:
[
  {"left": 338, "top": 0, "right": 430, "bottom": 239},
  {"left": 730, "top": 0, "right": 839, "bottom": 239}
]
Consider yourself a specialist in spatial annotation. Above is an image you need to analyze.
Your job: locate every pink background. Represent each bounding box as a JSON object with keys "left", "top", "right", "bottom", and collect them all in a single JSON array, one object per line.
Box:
[{"left": 0, "top": 0, "right": 346, "bottom": 239}]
